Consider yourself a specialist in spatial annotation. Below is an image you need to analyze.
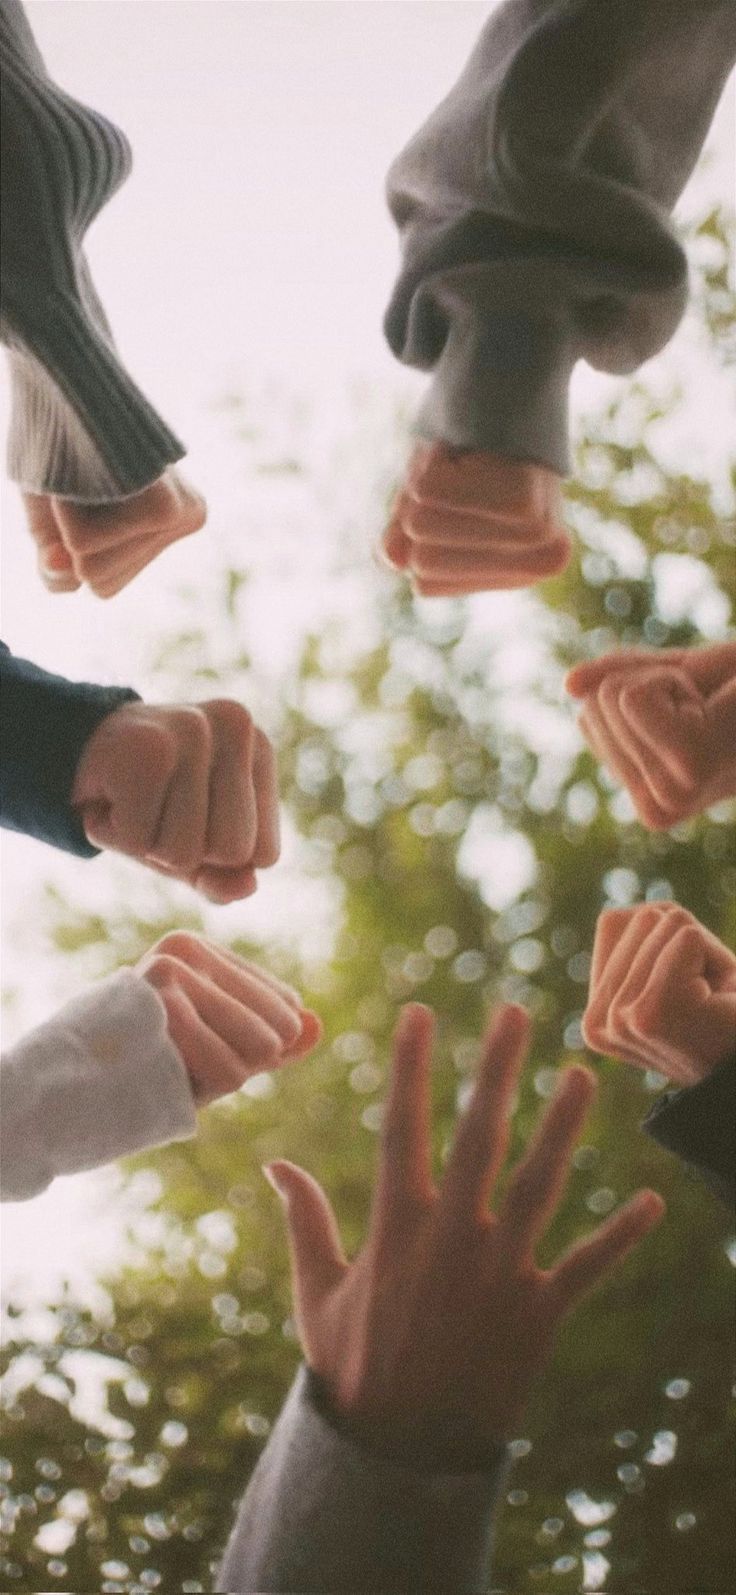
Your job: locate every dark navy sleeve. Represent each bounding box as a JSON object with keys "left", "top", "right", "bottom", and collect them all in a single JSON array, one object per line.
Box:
[
  {"left": 643, "top": 1056, "right": 736, "bottom": 1209},
  {"left": 0, "top": 641, "right": 139, "bottom": 856}
]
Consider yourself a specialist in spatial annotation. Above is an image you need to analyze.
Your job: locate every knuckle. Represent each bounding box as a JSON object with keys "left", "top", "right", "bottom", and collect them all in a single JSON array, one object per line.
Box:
[
  {"left": 173, "top": 705, "right": 213, "bottom": 759},
  {"left": 142, "top": 951, "right": 184, "bottom": 990},
  {"left": 154, "top": 930, "right": 202, "bottom": 964},
  {"left": 205, "top": 698, "right": 254, "bottom": 753}
]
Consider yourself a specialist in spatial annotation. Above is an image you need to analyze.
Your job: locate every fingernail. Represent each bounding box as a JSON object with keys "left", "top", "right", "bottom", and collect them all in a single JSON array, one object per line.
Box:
[{"left": 262, "top": 1162, "right": 287, "bottom": 1198}]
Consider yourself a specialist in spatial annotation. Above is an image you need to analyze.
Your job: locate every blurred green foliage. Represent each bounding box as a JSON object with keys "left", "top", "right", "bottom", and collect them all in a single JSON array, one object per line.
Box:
[{"left": 1, "top": 211, "right": 735, "bottom": 1595}]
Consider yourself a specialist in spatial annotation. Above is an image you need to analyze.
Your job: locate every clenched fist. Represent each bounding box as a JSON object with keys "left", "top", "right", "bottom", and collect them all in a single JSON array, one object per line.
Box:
[
  {"left": 380, "top": 442, "right": 570, "bottom": 595},
  {"left": 23, "top": 467, "right": 206, "bottom": 598},
  {"left": 567, "top": 643, "right": 736, "bottom": 829},
  {"left": 583, "top": 903, "right": 736, "bottom": 1086},
  {"left": 139, "top": 932, "right": 322, "bottom": 1103},
  {"left": 72, "top": 698, "right": 279, "bottom": 902}
]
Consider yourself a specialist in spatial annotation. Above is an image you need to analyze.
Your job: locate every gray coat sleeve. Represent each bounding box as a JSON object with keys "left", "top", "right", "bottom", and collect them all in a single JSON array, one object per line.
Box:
[
  {"left": 216, "top": 1367, "right": 509, "bottom": 1593},
  {"left": 384, "top": 0, "right": 736, "bottom": 472}
]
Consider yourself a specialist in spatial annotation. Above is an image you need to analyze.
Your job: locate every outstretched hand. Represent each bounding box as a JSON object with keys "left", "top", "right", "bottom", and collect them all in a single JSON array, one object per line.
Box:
[
  {"left": 583, "top": 902, "right": 736, "bottom": 1086},
  {"left": 265, "top": 1003, "right": 662, "bottom": 1461},
  {"left": 23, "top": 467, "right": 206, "bottom": 598},
  {"left": 380, "top": 442, "right": 570, "bottom": 595},
  {"left": 72, "top": 697, "right": 279, "bottom": 902},
  {"left": 139, "top": 932, "right": 322, "bottom": 1104},
  {"left": 566, "top": 643, "right": 736, "bottom": 829}
]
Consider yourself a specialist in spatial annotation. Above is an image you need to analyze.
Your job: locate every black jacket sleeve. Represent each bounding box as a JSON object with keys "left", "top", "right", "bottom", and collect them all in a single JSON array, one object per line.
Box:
[
  {"left": 643, "top": 1056, "right": 736, "bottom": 1209},
  {"left": 0, "top": 641, "right": 139, "bottom": 856}
]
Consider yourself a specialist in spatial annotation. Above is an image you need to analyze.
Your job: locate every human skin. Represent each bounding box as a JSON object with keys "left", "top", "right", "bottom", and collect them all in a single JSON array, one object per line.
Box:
[
  {"left": 72, "top": 697, "right": 279, "bottom": 903},
  {"left": 380, "top": 442, "right": 570, "bottom": 596},
  {"left": 583, "top": 902, "right": 736, "bottom": 1087},
  {"left": 566, "top": 643, "right": 736, "bottom": 829},
  {"left": 138, "top": 932, "right": 322, "bottom": 1105},
  {"left": 264, "top": 1003, "right": 663, "bottom": 1460},
  {"left": 22, "top": 467, "right": 206, "bottom": 598}
]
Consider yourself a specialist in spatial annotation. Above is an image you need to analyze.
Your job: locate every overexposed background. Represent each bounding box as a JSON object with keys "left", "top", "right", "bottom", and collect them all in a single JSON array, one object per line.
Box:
[{"left": 1, "top": 1, "right": 734, "bottom": 1299}]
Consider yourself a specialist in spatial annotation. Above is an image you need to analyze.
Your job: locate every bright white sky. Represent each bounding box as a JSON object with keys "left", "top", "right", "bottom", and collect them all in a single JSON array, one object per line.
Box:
[{"left": 1, "top": 2, "right": 734, "bottom": 1301}]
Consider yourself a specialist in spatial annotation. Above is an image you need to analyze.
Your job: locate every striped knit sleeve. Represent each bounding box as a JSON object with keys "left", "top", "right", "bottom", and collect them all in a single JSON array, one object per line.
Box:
[{"left": 0, "top": 0, "right": 185, "bottom": 502}]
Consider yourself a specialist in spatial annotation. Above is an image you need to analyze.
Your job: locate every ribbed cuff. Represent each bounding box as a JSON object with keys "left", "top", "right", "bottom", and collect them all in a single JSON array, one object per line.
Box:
[{"left": 3, "top": 281, "right": 184, "bottom": 501}]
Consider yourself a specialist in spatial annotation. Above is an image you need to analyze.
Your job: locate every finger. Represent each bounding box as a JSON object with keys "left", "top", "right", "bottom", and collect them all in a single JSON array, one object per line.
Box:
[
  {"left": 147, "top": 712, "right": 211, "bottom": 874},
  {"left": 607, "top": 906, "right": 694, "bottom": 1067},
  {"left": 157, "top": 981, "right": 252, "bottom": 1102},
  {"left": 374, "top": 1004, "right": 435, "bottom": 1221},
  {"left": 406, "top": 444, "right": 563, "bottom": 524},
  {"left": 550, "top": 1190, "right": 665, "bottom": 1309},
  {"left": 201, "top": 701, "right": 257, "bottom": 867},
  {"left": 193, "top": 863, "right": 258, "bottom": 903},
  {"left": 440, "top": 1004, "right": 529, "bottom": 1226},
  {"left": 23, "top": 492, "right": 77, "bottom": 570},
  {"left": 410, "top": 537, "right": 570, "bottom": 595},
  {"left": 380, "top": 487, "right": 413, "bottom": 570},
  {"left": 406, "top": 528, "right": 571, "bottom": 581},
  {"left": 52, "top": 473, "right": 206, "bottom": 558},
  {"left": 588, "top": 908, "right": 636, "bottom": 994},
  {"left": 583, "top": 905, "right": 668, "bottom": 1057},
  {"left": 597, "top": 674, "right": 690, "bottom": 815},
  {"left": 404, "top": 499, "right": 560, "bottom": 547},
  {"left": 72, "top": 529, "right": 182, "bottom": 598},
  {"left": 283, "top": 1008, "right": 324, "bottom": 1059},
  {"left": 263, "top": 1160, "right": 348, "bottom": 1313},
  {"left": 568, "top": 645, "right": 736, "bottom": 700},
  {"left": 498, "top": 1066, "right": 597, "bottom": 1261},
  {"left": 150, "top": 933, "right": 303, "bottom": 1048},
  {"left": 251, "top": 728, "right": 281, "bottom": 868},
  {"left": 578, "top": 697, "right": 671, "bottom": 828},
  {"left": 168, "top": 958, "right": 287, "bottom": 1067},
  {"left": 198, "top": 939, "right": 303, "bottom": 1008},
  {"left": 617, "top": 670, "right": 705, "bottom": 795}
]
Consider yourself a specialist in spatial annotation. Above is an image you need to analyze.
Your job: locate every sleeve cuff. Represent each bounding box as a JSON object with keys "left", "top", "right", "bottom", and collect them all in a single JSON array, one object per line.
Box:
[
  {"left": 216, "top": 1365, "right": 507, "bottom": 1593},
  {"left": 643, "top": 1055, "right": 736, "bottom": 1209},
  {"left": 414, "top": 292, "right": 573, "bottom": 474},
  {"left": 0, "top": 969, "right": 196, "bottom": 1201}
]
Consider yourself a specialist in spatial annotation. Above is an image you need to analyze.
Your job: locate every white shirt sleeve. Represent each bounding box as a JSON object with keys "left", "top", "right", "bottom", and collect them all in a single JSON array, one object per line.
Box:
[{"left": 0, "top": 968, "right": 197, "bottom": 1202}]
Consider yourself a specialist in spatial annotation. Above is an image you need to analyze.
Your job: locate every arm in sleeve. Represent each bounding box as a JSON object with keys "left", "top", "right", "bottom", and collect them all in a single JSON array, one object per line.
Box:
[
  {"left": 215, "top": 1366, "right": 508, "bottom": 1594},
  {"left": 0, "top": 968, "right": 197, "bottom": 1202},
  {"left": 0, "top": 641, "right": 139, "bottom": 856},
  {"left": 384, "top": 0, "right": 736, "bottom": 472},
  {"left": 0, "top": 0, "right": 185, "bottom": 500},
  {"left": 643, "top": 1055, "right": 736, "bottom": 1209}
]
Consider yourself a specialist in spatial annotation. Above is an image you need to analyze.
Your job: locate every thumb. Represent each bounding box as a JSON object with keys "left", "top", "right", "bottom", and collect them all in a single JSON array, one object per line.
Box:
[
  {"left": 263, "top": 1160, "right": 347, "bottom": 1312},
  {"left": 23, "top": 492, "right": 80, "bottom": 591}
]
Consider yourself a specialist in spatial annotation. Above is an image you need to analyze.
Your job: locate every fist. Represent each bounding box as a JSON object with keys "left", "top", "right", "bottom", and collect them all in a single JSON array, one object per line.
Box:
[
  {"left": 72, "top": 698, "right": 279, "bottom": 902},
  {"left": 23, "top": 467, "right": 206, "bottom": 598},
  {"left": 583, "top": 903, "right": 736, "bottom": 1086},
  {"left": 380, "top": 442, "right": 570, "bottom": 595},
  {"left": 139, "top": 932, "right": 322, "bottom": 1104},
  {"left": 567, "top": 644, "right": 736, "bottom": 829}
]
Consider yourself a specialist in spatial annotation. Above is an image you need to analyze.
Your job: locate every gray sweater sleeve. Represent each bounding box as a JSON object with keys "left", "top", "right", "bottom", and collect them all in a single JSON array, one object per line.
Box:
[
  {"left": 384, "top": 0, "right": 736, "bottom": 473},
  {"left": 216, "top": 1367, "right": 508, "bottom": 1594},
  {"left": 0, "top": 0, "right": 184, "bottom": 501}
]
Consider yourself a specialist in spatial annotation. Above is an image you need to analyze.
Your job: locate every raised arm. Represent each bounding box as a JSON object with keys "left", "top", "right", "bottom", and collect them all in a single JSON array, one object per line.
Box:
[
  {"left": 217, "top": 1004, "right": 662, "bottom": 1593},
  {"left": 380, "top": 0, "right": 736, "bottom": 593}
]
